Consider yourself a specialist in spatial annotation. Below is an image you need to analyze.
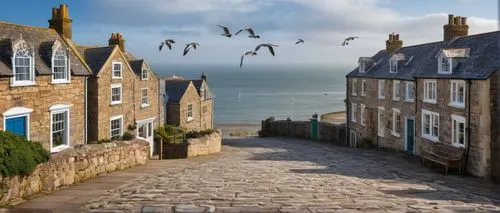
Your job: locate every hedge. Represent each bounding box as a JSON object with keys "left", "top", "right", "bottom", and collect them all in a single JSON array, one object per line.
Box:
[{"left": 0, "top": 131, "right": 51, "bottom": 177}]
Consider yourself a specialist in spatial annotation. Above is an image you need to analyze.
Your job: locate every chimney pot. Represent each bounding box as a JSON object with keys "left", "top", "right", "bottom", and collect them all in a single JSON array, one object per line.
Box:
[
  {"left": 109, "top": 32, "right": 126, "bottom": 52},
  {"left": 461, "top": 17, "right": 467, "bottom": 25},
  {"left": 386, "top": 32, "right": 403, "bottom": 54},
  {"left": 448, "top": 14, "right": 454, "bottom": 24},
  {"left": 443, "top": 14, "right": 469, "bottom": 42},
  {"left": 48, "top": 4, "right": 73, "bottom": 39}
]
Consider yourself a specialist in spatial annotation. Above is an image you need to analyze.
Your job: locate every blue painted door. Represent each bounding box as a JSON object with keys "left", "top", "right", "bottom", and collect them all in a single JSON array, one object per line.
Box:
[
  {"left": 406, "top": 119, "right": 414, "bottom": 154},
  {"left": 5, "top": 116, "right": 27, "bottom": 138}
]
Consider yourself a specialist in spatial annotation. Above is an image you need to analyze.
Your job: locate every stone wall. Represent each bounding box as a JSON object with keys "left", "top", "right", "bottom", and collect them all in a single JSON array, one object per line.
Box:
[
  {"left": 162, "top": 131, "right": 221, "bottom": 159},
  {"left": 0, "top": 140, "right": 149, "bottom": 205},
  {"left": 260, "top": 117, "right": 347, "bottom": 146}
]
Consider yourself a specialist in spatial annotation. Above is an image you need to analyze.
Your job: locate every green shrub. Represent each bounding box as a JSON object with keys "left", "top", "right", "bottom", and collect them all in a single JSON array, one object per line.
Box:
[
  {"left": 0, "top": 131, "right": 51, "bottom": 177},
  {"left": 199, "top": 129, "right": 215, "bottom": 136},
  {"left": 155, "top": 126, "right": 185, "bottom": 144},
  {"left": 185, "top": 131, "right": 202, "bottom": 139},
  {"left": 122, "top": 132, "right": 134, "bottom": 141}
]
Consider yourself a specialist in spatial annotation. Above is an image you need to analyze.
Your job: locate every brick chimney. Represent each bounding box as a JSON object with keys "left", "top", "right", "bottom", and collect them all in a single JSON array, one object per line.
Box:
[
  {"left": 443, "top": 14, "right": 469, "bottom": 42},
  {"left": 201, "top": 72, "right": 207, "bottom": 81},
  {"left": 48, "top": 4, "right": 73, "bottom": 39},
  {"left": 109, "top": 33, "right": 126, "bottom": 53},
  {"left": 386, "top": 32, "right": 403, "bottom": 55}
]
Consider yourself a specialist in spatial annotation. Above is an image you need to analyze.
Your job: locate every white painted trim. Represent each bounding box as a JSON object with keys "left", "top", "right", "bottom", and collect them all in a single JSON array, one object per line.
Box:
[
  {"left": 451, "top": 114, "right": 466, "bottom": 148},
  {"left": 421, "top": 109, "right": 439, "bottom": 142},
  {"left": 49, "top": 107, "right": 70, "bottom": 153},
  {"left": 111, "top": 84, "right": 123, "bottom": 105},
  {"left": 391, "top": 108, "right": 401, "bottom": 137},
  {"left": 389, "top": 59, "right": 398, "bottom": 73},
  {"left": 141, "top": 69, "right": 149, "bottom": 80},
  {"left": 360, "top": 104, "right": 366, "bottom": 126},
  {"left": 377, "top": 106, "right": 385, "bottom": 137},
  {"left": 378, "top": 80, "right": 385, "bottom": 99},
  {"left": 136, "top": 117, "right": 156, "bottom": 124},
  {"left": 449, "top": 80, "right": 466, "bottom": 108},
  {"left": 361, "top": 80, "right": 366, "bottom": 96},
  {"left": 359, "top": 62, "right": 365, "bottom": 73},
  {"left": 141, "top": 88, "right": 149, "bottom": 106},
  {"left": 351, "top": 103, "right": 357, "bottom": 123},
  {"left": 405, "top": 81, "right": 415, "bottom": 102},
  {"left": 111, "top": 61, "right": 123, "bottom": 79},
  {"left": 3, "top": 107, "right": 33, "bottom": 116},
  {"left": 423, "top": 80, "right": 437, "bottom": 104},
  {"left": 51, "top": 46, "right": 71, "bottom": 84},
  {"left": 392, "top": 80, "right": 400, "bottom": 101},
  {"left": 3, "top": 113, "right": 31, "bottom": 140},
  {"left": 49, "top": 104, "right": 73, "bottom": 111},
  {"left": 110, "top": 115, "right": 124, "bottom": 139},
  {"left": 438, "top": 55, "right": 453, "bottom": 74},
  {"left": 351, "top": 79, "right": 357, "bottom": 96}
]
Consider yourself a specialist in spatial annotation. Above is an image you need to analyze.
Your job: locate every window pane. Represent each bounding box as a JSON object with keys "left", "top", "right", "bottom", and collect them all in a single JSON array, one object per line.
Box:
[{"left": 52, "top": 111, "right": 67, "bottom": 147}]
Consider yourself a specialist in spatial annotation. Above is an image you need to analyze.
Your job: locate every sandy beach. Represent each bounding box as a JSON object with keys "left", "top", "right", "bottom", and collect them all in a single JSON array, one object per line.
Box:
[{"left": 215, "top": 123, "right": 261, "bottom": 137}]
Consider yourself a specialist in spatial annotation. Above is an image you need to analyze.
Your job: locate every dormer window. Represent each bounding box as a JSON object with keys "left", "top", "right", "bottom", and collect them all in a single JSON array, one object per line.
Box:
[
  {"left": 389, "top": 59, "right": 398, "bottom": 73},
  {"left": 52, "top": 46, "right": 70, "bottom": 83},
  {"left": 359, "top": 62, "right": 366, "bottom": 73},
  {"left": 141, "top": 69, "right": 148, "bottom": 80},
  {"left": 12, "top": 40, "right": 35, "bottom": 87},
  {"left": 439, "top": 56, "right": 452, "bottom": 74}
]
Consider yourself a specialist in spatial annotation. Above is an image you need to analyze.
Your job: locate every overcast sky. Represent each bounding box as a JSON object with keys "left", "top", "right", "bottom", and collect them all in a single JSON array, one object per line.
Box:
[{"left": 1, "top": 0, "right": 498, "bottom": 66}]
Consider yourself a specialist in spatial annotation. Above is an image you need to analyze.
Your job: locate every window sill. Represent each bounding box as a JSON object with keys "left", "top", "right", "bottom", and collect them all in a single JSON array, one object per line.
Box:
[
  {"left": 11, "top": 81, "right": 36, "bottom": 87},
  {"left": 422, "top": 134, "right": 439, "bottom": 142},
  {"left": 361, "top": 123, "right": 366, "bottom": 127},
  {"left": 351, "top": 120, "right": 357, "bottom": 123},
  {"left": 51, "top": 80, "right": 71, "bottom": 84},
  {"left": 112, "top": 76, "right": 122, "bottom": 80},
  {"left": 141, "top": 104, "right": 150, "bottom": 109},
  {"left": 405, "top": 99, "right": 414, "bottom": 102},
  {"left": 393, "top": 97, "right": 400, "bottom": 101},
  {"left": 141, "top": 78, "right": 149, "bottom": 81},
  {"left": 351, "top": 93, "right": 357, "bottom": 96},
  {"left": 187, "top": 117, "right": 194, "bottom": 122},
  {"left": 448, "top": 102, "right": 465, "bottom": 109},
  {"left": 111, "top": 102, "right": 122, "bottom": 106},
  {"left": 391, "top": 131, "right": 400, "bottom": 137},
  {"left": 378, "top": 96, "right": 385, "bottom": 100},
  {"left": 361, "top": 94, "right": 366, "bottom": 97},
  {"left": 378, "top": 134, "right": 384, "bottom": 138},
  {"left": 51, "top": 144, "right": 69, "bottom": 153},
  {"left": 423, "top": 99, "right": 437, "bottom": 104},
  {"left": 451, "top": 143, "right": 465, "bottom": 148}
]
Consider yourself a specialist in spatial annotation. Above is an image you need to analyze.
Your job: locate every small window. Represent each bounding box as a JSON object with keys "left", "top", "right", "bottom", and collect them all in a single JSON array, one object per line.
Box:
[
  {"left": 406, "top": 81, "right": 415, "bottom": 102},
  {"left": 112, "top": 62, "right": 122, "bottom": 79},
  {"left": 451, "top": 115, "right": 466, "bottom": 147},
  {"left": 187, "top": 104, "right": 194, "bottom": 122},
  {"left": 424, "top": 80, "right": 437, "bottom": 104},
  {"left": 111, "top": 84, "right": 122, "bottom": 105},
  {"left": 110, "top": 115, "right": 123, "bottom": 139},
  {"left": 52, "top": 48, "right": 70, "bottom": 83},
  {"left": 359, "top": 63, "right": 366, "bottom": 73},
  {"left": 141, "top": 69, "right": 148, "bottom": 80},
  {"left": 439, "top": 56, "right": 452, "bottom": 74},
  {"left": 389, "top": 59, "right": 398, "bottom": 73},
  {"left": 393, "top": 80, "right": 400, "bottom": 101},
  {"left": 361, "top": 80, "right": 366, "bottom": 96},
  {"left": 378, "top": 80, "right": 385, "bottom": 99},
  {"left": 378, "top": 107, "right": 385, "bottom": 137},
  {"left": 392, "top": 109, "right": 401, "bottom": 137},
  {"left": 450, "top": 80, "right": 465, "bottom": 108},
  {"left": 360, "top": 104, "right": 366, "bottom": 126},
  {"left": 141, "top": 88, "right": 149, "bottom": 107},
  {"left": 422, "top": 109, "right": 439, "bottom": 142},
  {"left": 51, "top": 108, "right": 70, "bottom": 152},
  {"left": 12, "top": 43, "right": 35, "bottom": 86},
  {"left": 351, "top": 103, "right": 357, "bottom": 123},
  {"left": 351, "top": 79, "right": 357, "bottom": 96}
]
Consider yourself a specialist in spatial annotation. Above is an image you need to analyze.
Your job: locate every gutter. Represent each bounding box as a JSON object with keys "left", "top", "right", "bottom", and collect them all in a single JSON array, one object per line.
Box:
[
  {"left": 84, "top": 76, "right": 88, "bottom": 144},
  {"left": 414, "top": 78, "right": 418, "bottom": 154},
  {"left": 345, "top": 76, "right": 350, "bottom": 147},
  {"left": 464, "top": 79, "right": 472, "bottom": 173}
]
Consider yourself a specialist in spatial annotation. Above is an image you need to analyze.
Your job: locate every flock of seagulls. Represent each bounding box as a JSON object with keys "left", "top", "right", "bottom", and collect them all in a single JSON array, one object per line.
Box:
[{"left": 158, "top": 25, "right": 360, "bottom": 68}]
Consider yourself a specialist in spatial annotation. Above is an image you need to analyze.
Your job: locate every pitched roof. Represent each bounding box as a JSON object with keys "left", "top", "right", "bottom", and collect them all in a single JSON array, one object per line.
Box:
[
  {"left": 165, "top": 80, "right": 191, "bottom": 103},
  {"left": 77, "top": 46, "right": 116, "bottom": 75},
  {"left": 347, "top": 31, "right": 499, "bottom": 80},
  {"left": 129, "top": 59, "right": 144, "bottom": 76},
  {"left": 0, "top": 22, "right": 92, "bottom": 77}
]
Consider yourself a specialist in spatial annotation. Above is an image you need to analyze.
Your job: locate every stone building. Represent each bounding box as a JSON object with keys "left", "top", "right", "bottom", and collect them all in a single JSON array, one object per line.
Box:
[
  {"left": 346, "top": 14, "right": 500, "bottom": 179},
  {"left": 0, "top": 5, "right": 93, "bottom": 152},
  {"left": 164, "top": 74, "right": 214, "bottom": 131}
]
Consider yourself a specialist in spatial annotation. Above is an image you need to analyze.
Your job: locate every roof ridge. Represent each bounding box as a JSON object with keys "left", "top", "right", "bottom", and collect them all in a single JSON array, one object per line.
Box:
[{"left": 0, "top": 21, "right": 52, "bottom": 31}]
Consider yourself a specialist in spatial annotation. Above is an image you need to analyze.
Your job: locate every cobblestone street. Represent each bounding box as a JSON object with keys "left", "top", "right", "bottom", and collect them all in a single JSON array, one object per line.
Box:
[{"left": 81, "top": 137, "right": 500, "bottom": 213}]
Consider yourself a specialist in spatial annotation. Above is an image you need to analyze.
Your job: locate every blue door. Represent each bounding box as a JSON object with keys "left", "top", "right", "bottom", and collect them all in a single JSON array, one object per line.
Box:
[
  {"left": 406, "top": 119, "right": 415, "bottom": 154},
  {"left": 5, "top": 116, "right": 27, "bottom": 138}
]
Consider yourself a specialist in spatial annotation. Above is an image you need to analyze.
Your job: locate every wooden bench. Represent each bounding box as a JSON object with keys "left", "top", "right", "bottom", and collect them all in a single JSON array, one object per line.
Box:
[{"left": 421, "top": 143, "right": 465, "bottom": 175}]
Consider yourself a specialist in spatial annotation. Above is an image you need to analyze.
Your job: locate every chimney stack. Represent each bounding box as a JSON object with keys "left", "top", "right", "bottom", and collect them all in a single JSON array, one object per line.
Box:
[
  {"left": 109, "top": 33, "right": 126, "bottom": 53},
  {"left": 201, "top": 72, "right": 207, "bottom": 81},
  {"left": 385, "top": 32, "right": 403, "bottom": 55},
  {"left": 443, "top": 14, "right": 469, "bottom": 42},
  {"left": 48, "top": 4, "right": 73, "bottom": 39}
]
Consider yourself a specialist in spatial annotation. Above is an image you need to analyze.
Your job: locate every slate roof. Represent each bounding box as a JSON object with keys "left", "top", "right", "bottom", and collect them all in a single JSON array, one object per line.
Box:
[
  {"left": 347, "top": 31, "right": 500, "bottom": 80},
  {"left": 0, "top": 22, "right": 92, "bottom": 77},
  {"left": 129, "top": 59, "right": 145, "bottom": 76},
  {"left": 165, "top": 80, "right": 191, "bottom": 103},
  {"left": 77, "top": 46, "right": 116, "bottom": 75}
]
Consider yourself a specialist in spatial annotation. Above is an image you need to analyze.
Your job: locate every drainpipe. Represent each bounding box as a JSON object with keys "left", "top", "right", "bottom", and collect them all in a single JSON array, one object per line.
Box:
[
  {"left": 345, "top": 76, "right": 350, "bottom": 147},
  {"left": 84, "top": 76, "right": 88, "bottom": 144},
  {"left": 464, "top": 79, "right": 472, "bottom": 173},
  {"left": 414, "top": 78, "right": 418, "bottom": 154}
]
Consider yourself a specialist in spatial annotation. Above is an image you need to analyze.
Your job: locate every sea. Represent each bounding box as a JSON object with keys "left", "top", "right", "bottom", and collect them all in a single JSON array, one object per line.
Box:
[{"left": 151, "top": 64, "right": 349, "bottom": 124}]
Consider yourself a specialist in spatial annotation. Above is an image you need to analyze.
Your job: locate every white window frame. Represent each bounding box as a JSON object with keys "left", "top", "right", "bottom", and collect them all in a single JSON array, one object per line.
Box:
[
  {"left": 111, "top": 84, "right": 123, "bottom": 105},
  {"left": 11, "top": 46, "right": 36, "bottom": 87},
  {"left": 141, "top": 69, "right": 148, "bottom": 80},
  {"left": 351, "top": 103, "right": 357, "bottom": 123},
  {"left": 449, "top": 80, "right": 466, "bottom": 108},
  {"left": 187, "top": 104, "right": 194, "bottom": 122},
  {"left": 421, "top": 109, "right": 439, "bottom": 142},
  {"left": 405, "top": 81, "right": 415, "bottom": 102},
  {"left": 451, "top": 114, "right": 466, "bottom": 148},
  {"left": 393, "top": 80, "right": 400, "bottom": 101},
  {"left": 378, "top": 107, "right": 385, "bottom": 137},
  {"left": 361, "top": 80, "right": 366, "bottom": 96},
  {"left": 141, "top": 88, "right": 149, "bottom": 108},
  {"left": 51, "top": 47, "right": 71, "bottom": 84},
  {"left": 351, "top": 79, "right": 357, "bottom": 96},
  {"left": 359, "top": 63, "right": 365, "bottom": 73},
  {"left": 392, "top": 108, "right": 401, "bottom": 137},
  {"left": 438, "top": 56, "right": 452, "bottom": 74},
  {"left": 112, "top": 62, "right": 123, "bottom": 79},
  {"left": 110, "top": 115, "right": 124, "bottom": 139},
  {"left": 423, "top": 80, "right": 437, "bottom": 104},
  {"left": 2, "top": 107, "right": 33, "bottom": 140},
  {"left": 360, "top": 104, "right": 366, "bottom": 126},
  {"left": 378, "top": 80, "right": 385, "bottom": 99},
  {"left": 49, "top": 105, "right": 71, "bottom": 153},
  {"left": 389, "top": 59, "right": 398, "bottom": 73}
]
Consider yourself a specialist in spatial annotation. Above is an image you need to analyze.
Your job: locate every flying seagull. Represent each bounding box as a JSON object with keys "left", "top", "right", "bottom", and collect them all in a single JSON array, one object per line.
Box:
[
  {"left": 341, "top": 36, "right": 359, "bottom": 46},
  {"left": 240, "top": 51, "right": 257, "bottom": 68},
  {"left": 235, "top": 27, "right": 260, "bottom": 39},
  {"left": 295, "top": 39, "right": 304, "bottom": 45},
  {"left": 183, "top": 42, "right": 200, "bottom": 56},
  {"left": 217, "top": 25, "right": 232, "bottom": 37},
  {"left": 255, "top": 43, "right": 279, "bottom": 56},
  {"left": 159, "top": 39, "right": 175, "bottom": 52}
]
